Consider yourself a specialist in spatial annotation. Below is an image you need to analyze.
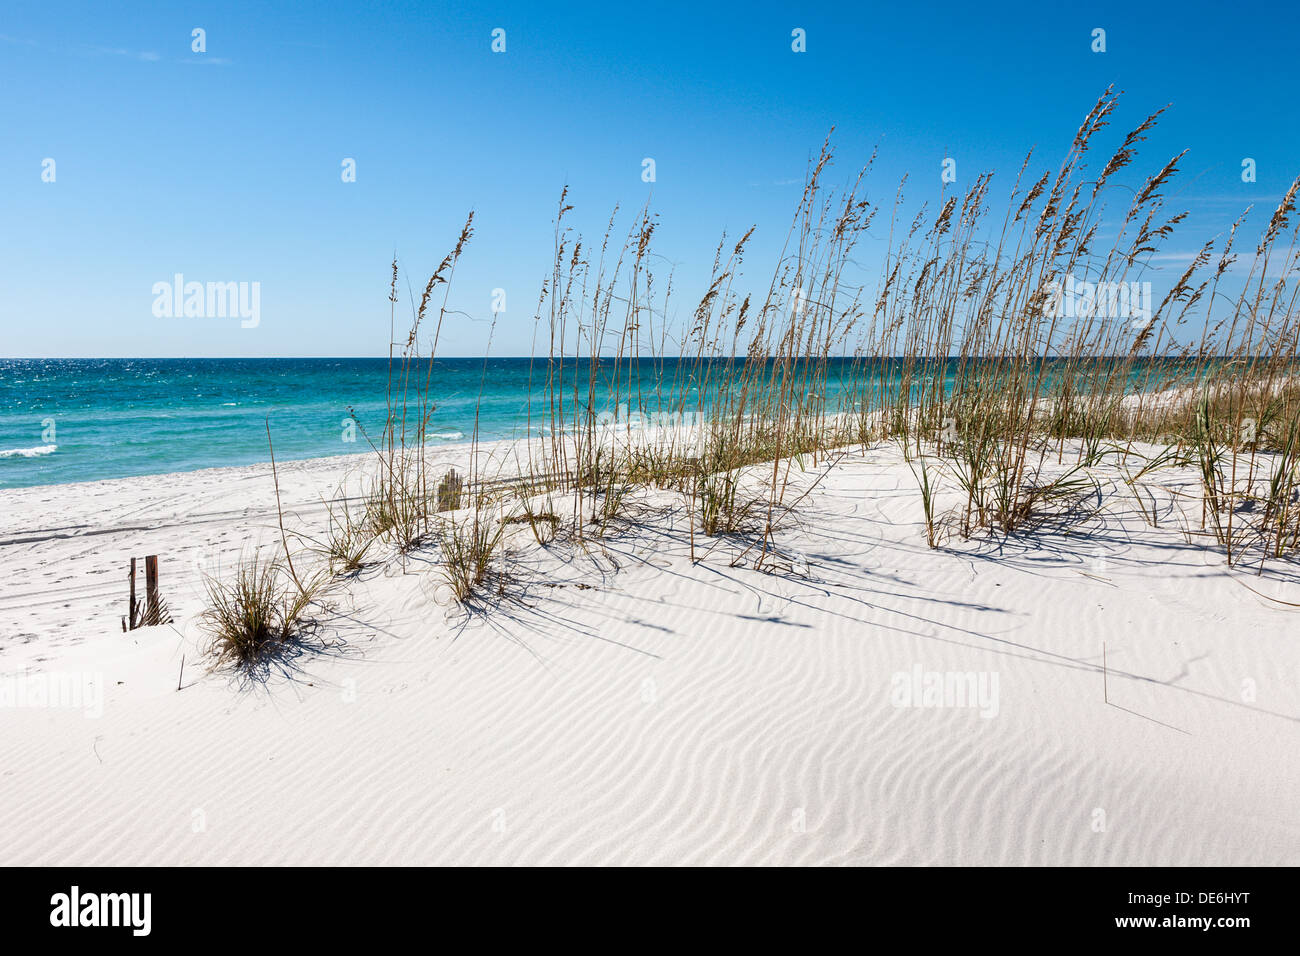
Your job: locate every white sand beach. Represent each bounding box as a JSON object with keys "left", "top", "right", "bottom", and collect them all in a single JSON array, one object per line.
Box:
[{"left": 2, "top": 438, "right": 1298, "bottom": 866}]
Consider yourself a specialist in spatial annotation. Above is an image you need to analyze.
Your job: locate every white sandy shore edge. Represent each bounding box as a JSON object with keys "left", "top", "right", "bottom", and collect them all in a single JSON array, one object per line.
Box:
[{"left": 1, "top": 435, "right": 1299, "bottom": 865}]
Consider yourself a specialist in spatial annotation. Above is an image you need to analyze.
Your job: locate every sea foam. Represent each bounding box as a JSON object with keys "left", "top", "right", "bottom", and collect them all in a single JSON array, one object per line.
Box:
[{"left": 0, "top": 444, "right": 57, "bottom": 458}]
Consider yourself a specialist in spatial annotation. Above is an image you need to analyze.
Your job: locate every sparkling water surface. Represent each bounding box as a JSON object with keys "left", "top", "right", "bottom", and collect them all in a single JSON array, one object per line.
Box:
[{"left": 0, "top": 356, "right": 1189, "bottom": 490}]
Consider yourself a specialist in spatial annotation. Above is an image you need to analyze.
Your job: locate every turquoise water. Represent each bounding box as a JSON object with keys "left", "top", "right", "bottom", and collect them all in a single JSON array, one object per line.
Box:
[
  {"left": 0, "top": 358, "right": 523, "bottom": 489},
  {"left": 0, "top": 357, "right": 1190, "bottom": 490},
  {"left": 2, "top": 357, "right": 855, "bottom": 489}
]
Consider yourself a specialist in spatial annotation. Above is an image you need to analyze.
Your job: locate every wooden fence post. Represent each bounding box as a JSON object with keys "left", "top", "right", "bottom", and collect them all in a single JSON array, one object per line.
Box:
[
  {"left": 144, "top": 555, "right": 160, "bottom": 624},
  {"left": 127, "top": 557, "right": 138, "bottom": 630}
]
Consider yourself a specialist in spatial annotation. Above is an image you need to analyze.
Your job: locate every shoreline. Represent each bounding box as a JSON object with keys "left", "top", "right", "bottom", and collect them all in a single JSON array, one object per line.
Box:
[
  {"left": 3, "top": 353, "right": 1276, "bottom": 493},
  {"left": 0, "top": 437, "right": 485, "bottom": 495}
]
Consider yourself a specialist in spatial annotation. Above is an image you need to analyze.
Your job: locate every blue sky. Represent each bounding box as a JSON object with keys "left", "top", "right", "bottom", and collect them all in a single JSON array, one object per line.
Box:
[{"left": 2, "top": 0, "right": 1296, "bottom": 357}]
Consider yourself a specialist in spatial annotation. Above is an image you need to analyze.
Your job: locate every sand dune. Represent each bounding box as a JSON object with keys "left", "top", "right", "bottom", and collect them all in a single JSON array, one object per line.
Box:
[{"left": 1, "top": 441, "right": 1298, "bottom": 865}]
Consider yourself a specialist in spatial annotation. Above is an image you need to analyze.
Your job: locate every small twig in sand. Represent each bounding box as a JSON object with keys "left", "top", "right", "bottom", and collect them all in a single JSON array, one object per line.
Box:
[{"left": 1103, "top": 641, "right": 1108, "bottom": 703}]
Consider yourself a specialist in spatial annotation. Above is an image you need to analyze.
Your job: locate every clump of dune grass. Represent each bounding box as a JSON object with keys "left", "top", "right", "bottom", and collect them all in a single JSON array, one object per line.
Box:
[
  {"left": 439, "top": 506, "right": 506, "bottom": 602},
  {"left": 696, "top": 466, "right": 752, "bottom": 537},
  {"left": 318, "top": 496, "right": 376, "bottom": 575},
  {"left": 904, "top": 452, "right": 941, "bottom": 549},
  {"left": 517, "top": 135, "right": 874, "bottom": 568},
  {"left": 346, "top": 218, "right": 476, "bottom": 557},
  {"left": 358, "top": 454, "right": 432, "bottom": 552},
  {"left": 200, "top": 554, "right": 330, "bottom": 674}
]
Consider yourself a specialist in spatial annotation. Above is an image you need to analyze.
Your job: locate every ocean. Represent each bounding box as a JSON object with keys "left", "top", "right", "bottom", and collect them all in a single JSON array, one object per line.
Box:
[
  {"left": 3, "top": 357, "right": 851, "bottom": 489},
  {"left": 0, "top": 358, "right": 521, "bottom": 490},
  {"left": 0, "top": 356, "right": 1190, "bottom": 490}
]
